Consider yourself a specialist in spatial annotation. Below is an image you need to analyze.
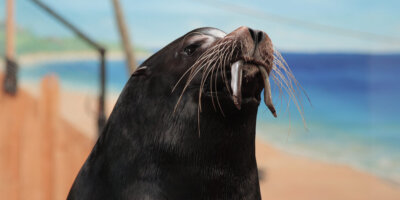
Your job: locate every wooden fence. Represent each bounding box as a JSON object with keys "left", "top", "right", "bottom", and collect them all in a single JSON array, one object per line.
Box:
[{"left": 0, "top": 75, "right": 94, "bottom": 200}]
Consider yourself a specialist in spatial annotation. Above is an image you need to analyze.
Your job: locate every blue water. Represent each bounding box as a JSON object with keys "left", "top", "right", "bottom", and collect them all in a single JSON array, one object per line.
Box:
[
  {"left": 20, "top": 53, "right": 400, "bottom": 184},
  {"left": 257, "top": 53, "right": 400, "bottom": 184},
  {"left": 21, "top": 60, "right": 131, "bottom": 96}
]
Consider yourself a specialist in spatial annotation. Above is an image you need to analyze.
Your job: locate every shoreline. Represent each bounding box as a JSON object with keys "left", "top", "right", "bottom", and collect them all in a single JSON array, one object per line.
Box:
[
  {"left": 256, "top": 139, "right": 400, "bottom": 199},
  {"left": 256, "top": 122, "right": 400, "bottom": 187},
  {"left": 260, "top": 134, "right": 400, "bottom": 188},
  {"left": 0, "top": 50, "right": 151, "bottom": 70}
]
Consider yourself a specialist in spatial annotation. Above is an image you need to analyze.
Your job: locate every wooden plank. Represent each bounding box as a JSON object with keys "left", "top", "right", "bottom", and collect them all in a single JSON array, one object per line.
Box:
[{"left": 0, "top": 74, "right": 21, "bottom": 200}]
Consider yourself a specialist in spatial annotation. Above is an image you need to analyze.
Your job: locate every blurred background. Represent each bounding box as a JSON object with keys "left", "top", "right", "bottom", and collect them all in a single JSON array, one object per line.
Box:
[{"left": 0, "top": 0, "right": 399, "bottom": 199}]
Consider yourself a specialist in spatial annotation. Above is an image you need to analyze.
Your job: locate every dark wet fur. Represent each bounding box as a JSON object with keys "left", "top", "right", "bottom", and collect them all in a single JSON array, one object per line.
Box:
[{"left": 68, "top": 28, "right": 262, "bottom": 200}]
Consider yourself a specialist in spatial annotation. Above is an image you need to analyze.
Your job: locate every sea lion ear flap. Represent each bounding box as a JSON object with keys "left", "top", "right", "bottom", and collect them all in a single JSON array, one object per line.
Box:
[{"left": 132, "top": 66, "right": 150, "bottom": 77}]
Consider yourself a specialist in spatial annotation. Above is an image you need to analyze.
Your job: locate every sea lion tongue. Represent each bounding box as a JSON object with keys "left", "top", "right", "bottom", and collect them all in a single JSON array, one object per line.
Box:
[
  {"left": 230, "top": 60, "right": 243, "bottom": 110},
  {"left": 230, "top": 60, "right": 277, "bottom": 117}
]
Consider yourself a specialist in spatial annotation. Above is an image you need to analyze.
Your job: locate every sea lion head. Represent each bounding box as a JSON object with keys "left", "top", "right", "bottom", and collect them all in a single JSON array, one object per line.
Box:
[{"left": 132, "top": 26, "right": 299, "bottom": 119}]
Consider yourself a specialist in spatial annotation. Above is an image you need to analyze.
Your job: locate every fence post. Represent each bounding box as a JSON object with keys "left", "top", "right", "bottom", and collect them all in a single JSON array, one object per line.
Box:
[
  {"left": 30, "top": 0, "right": 108, "bottom": 137},
  {"left": 3, "top": 0, "right": 18, "bottom": 95},
  {"left": 98, "top": 49, "right": 107, "bottom": 135}
]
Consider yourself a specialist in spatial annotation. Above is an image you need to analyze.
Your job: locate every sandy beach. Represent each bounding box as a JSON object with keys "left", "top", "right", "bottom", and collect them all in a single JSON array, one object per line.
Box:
[
  {"left": 5, "top": 53, "right": 400, "bottom": 199},
  {"left": 256, "top": 141, "right": 400, "bottom": 200}
]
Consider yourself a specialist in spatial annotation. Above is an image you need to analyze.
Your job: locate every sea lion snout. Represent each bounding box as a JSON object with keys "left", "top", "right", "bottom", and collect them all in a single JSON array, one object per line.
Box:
[
  {"left": 248, "top": 28, "right": 265, "bottom": 46},
  {"left": 227, "top": 26, "right": 274, "bottom": 70},
  {"left": 224, "top": 27, "right": 276, "bottom": 115}
]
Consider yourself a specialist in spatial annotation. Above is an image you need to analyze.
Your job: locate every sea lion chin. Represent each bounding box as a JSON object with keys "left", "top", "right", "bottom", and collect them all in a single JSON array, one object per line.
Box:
[{"left": 68, "top": 26, "right": 300, "bottom": 200}]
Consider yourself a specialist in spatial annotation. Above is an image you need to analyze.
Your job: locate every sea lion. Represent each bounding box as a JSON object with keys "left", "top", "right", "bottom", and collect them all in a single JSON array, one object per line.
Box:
[{"left": 67, "top": 26, "right": 301, "bottom": 200}]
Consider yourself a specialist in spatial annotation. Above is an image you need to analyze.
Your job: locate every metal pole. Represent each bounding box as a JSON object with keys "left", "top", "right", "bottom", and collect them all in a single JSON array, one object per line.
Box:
[
  {"left": 30, "top": 0, "right": 104, "bottom": 50},
  {"left": 30, "top": 0, "right": 107, "bottom": 136},
  {"left": 111, "top": 0, "right": 136, "bottom": 74},
  {"left": 3, "top": 0, "right": 18, "bottom": 95},
  {"left": 98, "top": 49, "right": 107, "bottom": 135}
]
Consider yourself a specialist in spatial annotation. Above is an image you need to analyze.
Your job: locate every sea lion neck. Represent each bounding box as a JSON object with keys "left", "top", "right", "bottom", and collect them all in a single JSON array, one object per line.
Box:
[
  {"left": 93, "top": 78, "right": 261, "bottom": 199},
  {"left": 106, "top": 77, "right": 260, "bottom": 154}
]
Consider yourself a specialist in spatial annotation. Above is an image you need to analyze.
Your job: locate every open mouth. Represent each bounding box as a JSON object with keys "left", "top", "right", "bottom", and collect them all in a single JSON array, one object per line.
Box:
[
  {"left": 203, "top": 59, "right": 277, "bottom": 117},
  {"left": 203, "top": 62, "right": 261, "bottom": 100},
  {"left": 230, "top": 60, "right": 277, "bottom": 117}
]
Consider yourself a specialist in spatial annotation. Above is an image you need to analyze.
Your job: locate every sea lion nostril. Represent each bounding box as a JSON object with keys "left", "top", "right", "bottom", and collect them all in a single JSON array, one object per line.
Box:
[
  {"left": 257, "top": 31, "right": 264, "bottom": 43},
  {"left": 248, "top": 28, "right": 256, "bottom": 43},
  {"left": 248, "top": 28, "right": 264, "bottom": 45}
]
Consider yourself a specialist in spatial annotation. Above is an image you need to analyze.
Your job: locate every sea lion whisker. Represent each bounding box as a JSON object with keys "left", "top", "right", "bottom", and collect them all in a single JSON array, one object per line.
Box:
[
  {"left": 196, "top": 54, "right": 223, "bottom": 133},
  {"left": 208, "top": 43, "right": 233, "bottom": 116},
  {"left": 176, "top": 43, "right": 226, "bottom": 89},
  {"left": 273, "top": 49, "right": 291, "bottom": 73},
  {"left": 196, "top": 42, "right": 230, "bottom": 134},
  {"left": 273, "top": 57, "right": 307, "bottom": 116},
  {"left": 271, "top": 71, "right": 290, "bottom": 111},
  {"left": 214, "top": 65, "right": 226, "bottom": 117},
  {"left": 271, "top": 73, "right": 295, "bottom": 120},
  {"left": 273, "top": 66, "right": 296, "bottom": 103},
  {"left": 174, "top": 63, "right": 208, "bottom": 113},
  {"left": 209, "top": 61, "right": 217, "bottom": 111},
  {"left": 174, "top": 66, "right": 206, "bottom": 113},
  {"left": 173, "top": 52, "right": 217, "bottom": 92},
  {"left": 272, "top": 56, "right": 299, "bottom": 99},
  {"left": 273, "top": 57, "right": 296, "bottom": 93},
  {"left": 174, "top": 44, "right": 229, "bottom": 113},
  {"left": 218, "top": 41, "right": 234, "bottom": 93},
  {"left": 208, "top": 45, "right": 229, "bottom": 112},
  {"left": 187, "top": 41, "right": 229, "bottom": 78},
  {"left": 207, "top": 43, "right": 231, "bottom": 113},
  {"left": 273, "top": 50, "right": 308, "bottom": 103},
  {"left": 221, "top": 41, "right": 239, "bottom": 95},
  {"left": 224, "top": 41, "right": 240, "bottom": 92},
  {"left": 220, "top": 51, "right": 230, "bottom": 95},
  {"left": 172, "top": 41, "right": 230, "bottom": 93},
  {"left": 271, "top": 73, "right": 285, "bottom": 106},
  {"left": 274, "top": 51, "right": 312, "bottom": 107},
  {"left": 199, "top": 60, "right": 217, "bottom": 112},
  {"left": 198, "top": 43, "right": 230, "bottom": 112},
  {"left": 271, "top": 64, "right": 307, "bottom": 127},
  {"left": 197, "top": 101, "right": 201, "bottom": 137}
]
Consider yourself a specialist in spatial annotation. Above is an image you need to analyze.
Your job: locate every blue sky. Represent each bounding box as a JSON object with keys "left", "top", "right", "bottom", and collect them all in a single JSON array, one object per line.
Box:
[{"left": 1, "top": 0, "right": 399, "bottom": 52}]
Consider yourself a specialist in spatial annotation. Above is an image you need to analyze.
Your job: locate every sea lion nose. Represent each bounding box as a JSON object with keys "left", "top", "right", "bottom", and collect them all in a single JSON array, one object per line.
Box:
[{"left": 248, "top": 28, "right": 264, "bottom": 45}]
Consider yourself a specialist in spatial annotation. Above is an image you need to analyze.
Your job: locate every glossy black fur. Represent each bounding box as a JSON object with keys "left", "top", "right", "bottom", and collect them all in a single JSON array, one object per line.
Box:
[{"left": 67, "top": 28, "right": 262, "bottom": 200}]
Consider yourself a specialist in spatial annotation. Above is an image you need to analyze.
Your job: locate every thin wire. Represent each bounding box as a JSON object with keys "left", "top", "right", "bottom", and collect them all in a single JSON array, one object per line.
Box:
[{"left": 196, "top": 0, "right": 400, "bottom": 45}]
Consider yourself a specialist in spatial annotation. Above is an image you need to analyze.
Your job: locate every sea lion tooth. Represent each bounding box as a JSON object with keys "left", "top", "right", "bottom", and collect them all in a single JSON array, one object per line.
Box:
[
  {"left": 231, "top": 60, "right": 243, "bottom": 110},
  {"left": 259, "top": 66, "right": 277, "bottom": 118}
]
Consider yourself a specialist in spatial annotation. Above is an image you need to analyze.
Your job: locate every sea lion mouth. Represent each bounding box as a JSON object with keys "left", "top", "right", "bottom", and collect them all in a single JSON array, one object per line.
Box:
[
  {"left": 229, "top": 60, "right": 276, "bottom": 117},
  {"left": 203, "top": 62, "right": 263, "bottom": 108}
]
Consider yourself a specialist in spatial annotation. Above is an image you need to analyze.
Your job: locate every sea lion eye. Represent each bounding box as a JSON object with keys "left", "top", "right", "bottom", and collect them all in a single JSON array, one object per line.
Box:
[{"left": 184, "top": 44, "right": 200, "bottom": 56}]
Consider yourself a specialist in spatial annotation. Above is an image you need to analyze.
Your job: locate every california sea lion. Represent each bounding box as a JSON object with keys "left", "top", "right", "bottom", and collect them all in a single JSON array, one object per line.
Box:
[{"left": 68, "top": 27, "right": 301, "bottom": 200}]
